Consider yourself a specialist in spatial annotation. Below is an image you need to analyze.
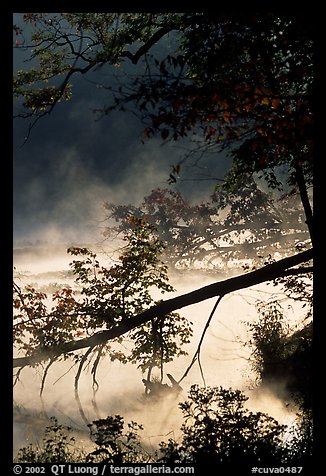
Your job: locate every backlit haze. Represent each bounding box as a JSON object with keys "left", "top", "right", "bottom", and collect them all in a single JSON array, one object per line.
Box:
[
  {"left": 13, "top": 241, "right": 305, "bottom": 456},
  {"left": 13, "top": 13, "right": 307, "bottom": 458}
]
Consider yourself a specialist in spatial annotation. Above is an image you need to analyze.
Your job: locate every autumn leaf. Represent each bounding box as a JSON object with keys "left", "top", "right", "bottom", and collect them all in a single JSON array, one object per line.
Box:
[
  {"left": 271, "top": 97, "right": 281, "bottom": 109},
  {"left": 260, "top": 97, "right": 270, "bottom": 106}
]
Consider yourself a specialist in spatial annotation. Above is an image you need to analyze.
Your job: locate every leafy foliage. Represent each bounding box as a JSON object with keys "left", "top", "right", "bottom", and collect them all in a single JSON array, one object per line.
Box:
[
  {"left": 274, "top": 270, "right": 313, "bottom": 319},
  {"left": 86, "top": 416, "right": 148, "bottom": 463},
  {"left": 135, "top": 14, "right": 313, "bottom": 189},
  {"left": 14, "top": 417, "right": 85, "bottom": 463},
  {"left": 14, "top": 14, "right": 313, "bottom": 185},
  {"left": 14, "top": 386, "right": 313, "bottom": 466},
  {"left": 99, "top": 14, "right": 312, "bottom": 192},
  {"left": 13, "top": 13, "right": 186, "bottom": 116},
  {"left": 13, "top": 12, "right": 313, "bottom": 265},
  {"left": 247, "top": 297, "right": 312, "bottom": 408},
  {"left": 13, "top": 217, "right": 192, "bottom": 379},
  {"left": 105, "top": 184, "right": 310, "bottom": 270},
  {"left": 285, "top": 407, "right": 313, "bottom": 465},
  {"left": 247, "top": 300, "right": 292, "bottom": 378},
  {"left": 13, "top": 15, "right": 313, "bottom": 462},
  {"left": 159, "top": 385, "right": 287, "bottom": 465}
]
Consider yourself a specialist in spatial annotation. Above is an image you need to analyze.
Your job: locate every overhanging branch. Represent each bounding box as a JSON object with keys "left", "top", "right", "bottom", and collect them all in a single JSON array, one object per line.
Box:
[
  {"left": 13, "top": 248, "right": 313, "bottom": 369},
  {"left": 121, "top": 25, "right": 176, "bottom": 64}
]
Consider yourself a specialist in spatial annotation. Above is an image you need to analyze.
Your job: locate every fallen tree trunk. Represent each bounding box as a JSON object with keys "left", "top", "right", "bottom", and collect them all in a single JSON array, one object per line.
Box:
[{"left": 13, "top": 248, "right": 313, "bottom": 369}]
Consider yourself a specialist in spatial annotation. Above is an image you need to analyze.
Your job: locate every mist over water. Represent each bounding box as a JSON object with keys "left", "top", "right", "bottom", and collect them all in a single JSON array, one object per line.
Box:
[
  {"left": 13, "top": 239, "right": 303, "bottom": 458},
  {"left": 12, "top": 14, "right": 312, "bottom": 462}
]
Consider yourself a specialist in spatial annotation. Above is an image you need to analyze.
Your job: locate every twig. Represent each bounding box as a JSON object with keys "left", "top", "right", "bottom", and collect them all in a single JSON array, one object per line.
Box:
[
  {"left": 178, "top": 295, "right": 223, "bottom": 385},
  {"left": 52, "top": 360, "right": 78, "bottom": 385},
  {"left": 91, "top": 345, "right": 104, "bottom": 419},
  {"left": 40, "top": 357, "right": 58, "bottom": 397},
  {"left": 74, "top": 347, "right": 94, "bottom": 425},
  {"left": 13, "top": 367, "right": 24, "bottom": 386},
  {"left": 91, "top": 345, "right": 103, "bottom": 392},
  {"left": 198, "top": 355, "right": 206, "bottom": 388},
  {"left": 13, "top": 248, "right": 313, "bottom": 370}
]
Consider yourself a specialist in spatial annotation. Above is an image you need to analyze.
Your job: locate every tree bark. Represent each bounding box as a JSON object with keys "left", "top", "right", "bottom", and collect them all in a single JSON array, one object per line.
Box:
[
  {"left": 13, "top": 248, "right": 313, "bottom": 369},
  {"left": 295, "top": 163, "right": 313, "bottom": 245}
]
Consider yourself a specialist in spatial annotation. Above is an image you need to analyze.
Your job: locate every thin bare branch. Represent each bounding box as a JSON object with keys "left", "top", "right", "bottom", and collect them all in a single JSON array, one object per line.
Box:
[
  {"left": 74, "top": 347, "right": 94, "bottom": 425},
  {"left": 13, "top": 248, "right": 313, "bottom": 370},
  {"left": 40, "top": 357, "right": 58, "bottom": 397},
  {"left": 178, "top": 296, "right": 223, "bottom": 385},
  {"left": 120, "top": 25, "right": 176, "bottom": 64}
]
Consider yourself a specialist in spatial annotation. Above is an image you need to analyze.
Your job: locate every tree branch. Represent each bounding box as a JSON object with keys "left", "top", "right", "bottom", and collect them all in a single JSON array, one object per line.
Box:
[
  {"left": 178, "top": 295, "right": 223, "bottom": 386},
  {"left": 13, "top": 248, "right": 313, "bottom": 369},
  {"left": 121, "top": 25, "right": 176, "bottom": 64},
  {"left": 294, "top": 163, "right": 313, "bottom": 245}
]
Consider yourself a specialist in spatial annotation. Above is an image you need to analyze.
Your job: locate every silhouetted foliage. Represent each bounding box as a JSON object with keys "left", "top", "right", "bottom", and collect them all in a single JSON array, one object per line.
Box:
[
  {"left": 14, "top": 14, "right": 313, "bottom": 198},
  {"left": 13, "top": 14, "right": 313, "bottom": 465},
  {"left": 105, "top": 182, "right": 310, "bottom": 270},
  {"left": 247, "top": 296, "right": 312, "bottom": 409},
  {"left": 13, "top": 217, "right": 192, "bottom": 386},
  {"left": 14, "top": 417, "right": 85, "bottom": 463},
  {"left": 158, "top": 385, "right": 288, "bottom": 466},
  {"left": 15, "top": 386, "right": 313, "bottom": 467},
  {"left": 86, "top": 416, "right": 147, "bottom": 463}
]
